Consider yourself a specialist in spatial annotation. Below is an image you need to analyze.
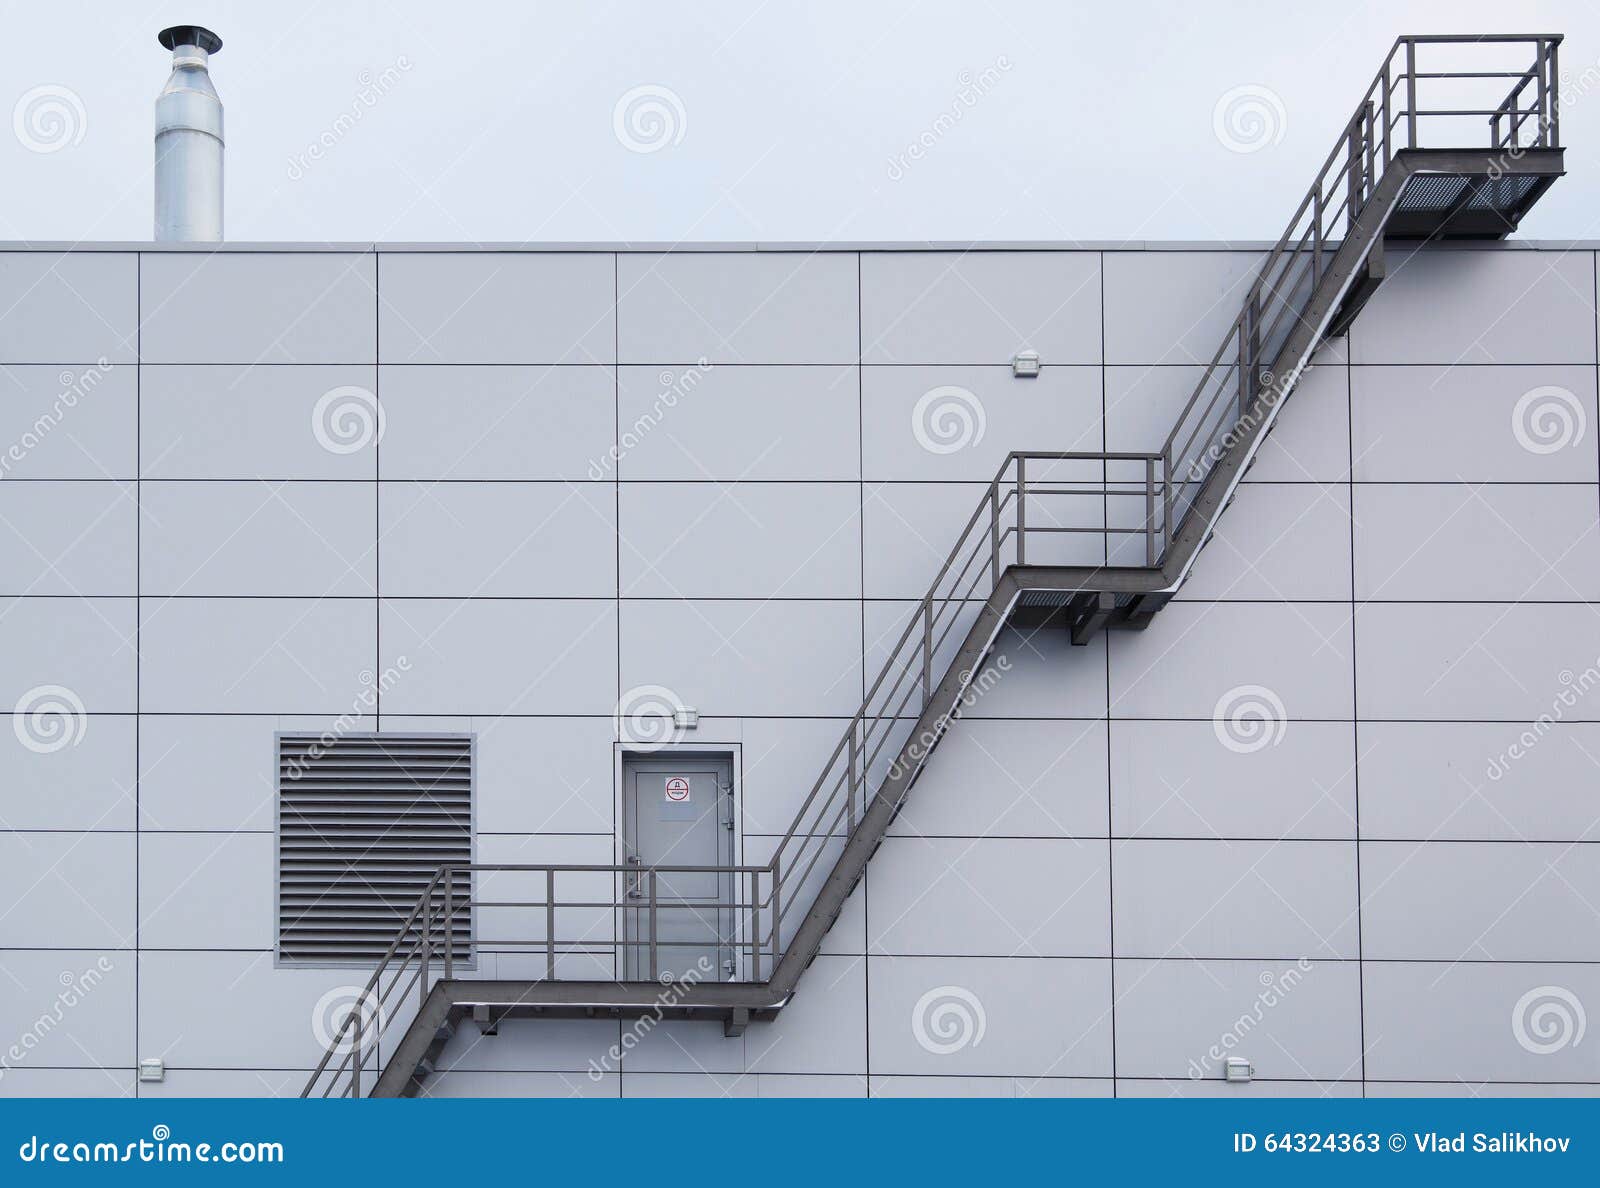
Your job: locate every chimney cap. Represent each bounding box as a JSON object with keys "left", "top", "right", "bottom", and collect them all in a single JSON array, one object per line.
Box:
[{"left": 158, "top": 25, "right": 222, "bottom": 54}]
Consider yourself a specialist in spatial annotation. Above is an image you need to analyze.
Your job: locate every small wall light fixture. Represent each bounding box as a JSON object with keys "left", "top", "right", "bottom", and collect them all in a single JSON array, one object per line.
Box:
[{"left": 1012, "top": 350, "right": 1041, "bottom": 378}]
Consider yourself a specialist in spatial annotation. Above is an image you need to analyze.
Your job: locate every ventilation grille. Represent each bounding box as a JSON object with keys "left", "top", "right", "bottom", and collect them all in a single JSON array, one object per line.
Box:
[{"left": 277, "top": 734, "right": 472, "bottom": 965}]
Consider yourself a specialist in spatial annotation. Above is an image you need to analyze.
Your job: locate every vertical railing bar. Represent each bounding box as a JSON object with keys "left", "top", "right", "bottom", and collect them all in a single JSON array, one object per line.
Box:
[
  {"left": 1405, "top": 39, "right": 1418, "bottom": 149},
  {"left": 443, "top": 867, "right": 454, "bottom": 981},
  {"left": 546, "top": 867, "right": 556, "bottom": 980},
  {"left": 1161, "top": 445, "right": 1173, "bottom": 557},
  {"left": 1236, "top": 314, "right": 1249, "bottom": 422},
  {"left": 1381, "top": 58, "right": 1392, "bottom": 166},
  {"left": 351, "top": 1005, "right": 362, "bottom": 1098},
  {"left": 1548, "top": 40, "right": 1560, "bottom": 148},
  {"left": 1346, "top": 113, "right": 1361, "bottom": 230},
  {"left": 1533, "top": 38, "right": 1547, "bottom": 150},
  {"left": 748, "top": 871, "right": 757, "bottom": 980},
  {"left": 1364, "top": 98, "right": 1375, "bottom": 205},
  {"left": 846, "top": 720, "right": 858, "bottom": 831},
  {"left": 771, "top": 859, "right": 781, "bottom": 972},
  {"left": 989, "top": 480, "right": 1000, "bottom": 584},
  {"left": 921, "top": 595, "right": 933, "bottom": 709},
  {"left": 1312, "top": 186, "right": 1323, "bottom": 284},
  {"left": 1144, "top": 456, "right": 1156, "bottom": 567},
  {"left": 1015, "top": 457, "right": 1026, "bottom": 565},
  {"left": 1248, "top": 285, "right": 1260, "bottom": 385},
  {"left": 420, "top": 884, "right": 431, "bottom": 1009},
  {"left": 648, "top": 870, "right": 658, "bottom": 982}
]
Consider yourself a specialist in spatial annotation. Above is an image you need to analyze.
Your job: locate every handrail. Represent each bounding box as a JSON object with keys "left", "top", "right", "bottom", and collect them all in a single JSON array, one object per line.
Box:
[
  {"left": 303, "top": 861, "right": 775, "bottom": 1097},
  {"left": 1159, "top": 34, "right": 1561, "bottom": 546},
  {"left": 305, "top": 34, "right": 1563, "bottom": 1099}
]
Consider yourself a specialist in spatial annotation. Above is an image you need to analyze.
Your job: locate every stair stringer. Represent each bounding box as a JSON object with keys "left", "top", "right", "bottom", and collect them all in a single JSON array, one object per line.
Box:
[
  {"left": 765, "top": 565, "right": 1160, "bottom": 997},
  {"left": 1158, "top": 146, "right": 1562, "bottom": 598}
]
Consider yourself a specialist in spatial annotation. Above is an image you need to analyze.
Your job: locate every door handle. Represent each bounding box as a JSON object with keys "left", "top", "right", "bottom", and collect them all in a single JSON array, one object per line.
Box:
[{"left": 626, "top": 854, "right": 643, "bottom": 900}]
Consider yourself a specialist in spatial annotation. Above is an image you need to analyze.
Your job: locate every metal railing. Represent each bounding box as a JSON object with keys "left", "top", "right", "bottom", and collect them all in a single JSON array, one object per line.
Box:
[
  {"left": 1161, "top": 34, "right": 1560, "bottom": 539},
  {"left": 304, "top": 860, "right": 775, "bottom": 1097},
  {"left": 304, "top": 35, "right": 1563, "bottom": 1099},
  {"left": 762, "top": 450, "right": 1166, "bottom": 960},
  {"left": 302, "top": 451, "right": 1164, "bottom": 1098}
]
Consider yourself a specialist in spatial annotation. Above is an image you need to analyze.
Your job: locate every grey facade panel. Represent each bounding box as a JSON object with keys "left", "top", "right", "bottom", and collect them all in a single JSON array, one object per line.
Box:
[{"left": 2, "top": 244, "right": 1597, "bottom": 1096}]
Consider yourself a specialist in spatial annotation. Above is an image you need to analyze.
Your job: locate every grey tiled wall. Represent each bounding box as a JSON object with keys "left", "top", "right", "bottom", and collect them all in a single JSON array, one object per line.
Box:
[{"left": 1, "top": 244, "right": 1597, "bottom": 1098}]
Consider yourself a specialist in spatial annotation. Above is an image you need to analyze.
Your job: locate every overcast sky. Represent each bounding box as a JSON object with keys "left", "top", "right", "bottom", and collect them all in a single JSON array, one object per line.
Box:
[{"left": 3, "top": 1, "right": 1597, "bottom": 244}]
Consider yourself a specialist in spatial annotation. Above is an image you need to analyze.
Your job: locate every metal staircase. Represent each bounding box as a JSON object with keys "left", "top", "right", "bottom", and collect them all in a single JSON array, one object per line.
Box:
[{"left": 302, "top": 34, "right": 1564, "bottom": 1098}]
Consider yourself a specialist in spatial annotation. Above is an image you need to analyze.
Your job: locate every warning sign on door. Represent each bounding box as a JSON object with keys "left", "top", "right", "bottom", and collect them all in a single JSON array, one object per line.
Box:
[{"left": 664, "top": 776, "right": 691, "bottom": 803}]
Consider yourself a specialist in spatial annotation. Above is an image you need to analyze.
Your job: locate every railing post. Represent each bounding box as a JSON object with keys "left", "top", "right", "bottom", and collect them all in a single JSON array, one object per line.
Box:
[
  {"left": 921, "top": 595, "right": 933, "bottom": 709},
  {"left": 648, "top": 870, "right": 659, "bottom": 981},
  {"left": 1381, "top": 59, "right": 1392, "bottom": 166},
  {"left": 1236, "top": 317, "right": 1248, "bottom": 422},
  {"left": 1364, "top": 99, "right": 1375, "bottom": 196},
  {"left": 989, "top": 481, "right": 1000, "bottom": 584},
  {"left": 1161, "top": 445, "right": 1173, "bottom": 555},
  {"left": 1404, "top": 38, "right": 1417, "bottom": 149},
  {"left": 846, "top": 719, "right": 858, "bottom": 830},
  {"left": 1144, "top": 456, "right": 1156, "bottom": 567},
  {"left": 546, "top": 867, "right": 556, "bottom": 980},
  {"left": 351, "top": 1006, "right": 362, "bottom": 1098},
  {"left": 1248, "top": 285, "right": 1260, "bottom": 379},
  {"left": 1015, "top": 457, "right": 1026, "bottom": 565},
  {"left": 1534, "top": 38, "right": 1548, "bottom": 150},
  {"left": 1346, "top": 115, "right": 1361, "bottom": 228},
  {"left": 770, "top": 860, "right": 781, "bottom": 970},
  {"left": 420, "top": 884, "right": 431, "bottom": 1005},
  {"left": 1312, "top": 187, "right": 1323, "bottom": 283},
  {"left": 750, "top": 869, "right": 762, "bottom": 981},
  {"left": 1548, "top": 40, "right": 1561, "bottom": 148},
  {"left": 1348, "top": 102, "right": 1372, "bottom": 229},
  {"left": 443, "top": 868, "right": 454, "bottom": 980}
]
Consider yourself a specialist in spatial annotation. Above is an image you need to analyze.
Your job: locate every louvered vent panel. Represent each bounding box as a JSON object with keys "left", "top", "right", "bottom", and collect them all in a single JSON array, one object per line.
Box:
[{"left": 277, "top": 734, "right": 472, "bottom": 965}]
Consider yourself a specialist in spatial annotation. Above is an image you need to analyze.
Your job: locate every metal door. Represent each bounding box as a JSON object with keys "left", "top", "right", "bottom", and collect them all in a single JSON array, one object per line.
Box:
[{"left": 621, "top": 756, "right": 734, "bottom": 982}]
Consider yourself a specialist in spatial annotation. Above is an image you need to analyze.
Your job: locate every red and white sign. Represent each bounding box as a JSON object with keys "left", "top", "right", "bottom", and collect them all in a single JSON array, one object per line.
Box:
[{"left": 664, "top": 776, "right": 691, "bottom": 803}]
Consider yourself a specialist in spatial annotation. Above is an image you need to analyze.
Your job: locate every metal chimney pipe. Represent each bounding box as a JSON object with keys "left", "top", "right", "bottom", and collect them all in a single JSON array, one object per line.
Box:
[{"left": 154, "top": 25, "right": 224, "bottom": 242}]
